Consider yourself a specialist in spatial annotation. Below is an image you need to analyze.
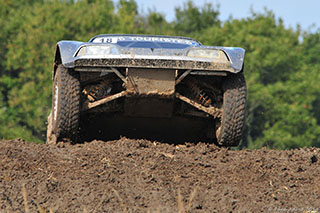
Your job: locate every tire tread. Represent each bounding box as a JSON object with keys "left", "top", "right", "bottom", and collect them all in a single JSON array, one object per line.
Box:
[
  {"left": 54, "top": 65, "right": 80, "bottom": 141},
  {"left": 217, "top": 73, "right": 247, "bottom": 146}
]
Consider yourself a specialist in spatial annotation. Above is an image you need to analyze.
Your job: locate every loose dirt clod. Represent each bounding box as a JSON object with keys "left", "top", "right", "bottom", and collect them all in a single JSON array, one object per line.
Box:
[{"left": 1, "top": 139, "right": 320, "bottom": 212}]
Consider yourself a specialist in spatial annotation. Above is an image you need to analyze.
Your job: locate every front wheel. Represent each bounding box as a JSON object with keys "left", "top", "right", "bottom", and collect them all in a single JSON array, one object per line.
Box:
[
  {"left": 46, "top": 64, "right": 80, "bottom": 144},
  {"left": 216, "top": 73, "right": 247, "bottom": 146}
]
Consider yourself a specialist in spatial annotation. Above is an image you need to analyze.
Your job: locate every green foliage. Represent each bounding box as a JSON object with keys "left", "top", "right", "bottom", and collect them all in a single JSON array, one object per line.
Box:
[
  {"left": 302, "top": 32, "right": 320, "bottom": 64},
  {"left": 0, "top": 0, "right": 319, "bottom": 149},
  {"left": 115, "top": 0, "right": 138, "bottom": 33},
  {"left": 143, "top": 11, "right": 173, "bottom": 35},
  {"left": 174, "top": 1, "right": 220, "bottom": 36}
]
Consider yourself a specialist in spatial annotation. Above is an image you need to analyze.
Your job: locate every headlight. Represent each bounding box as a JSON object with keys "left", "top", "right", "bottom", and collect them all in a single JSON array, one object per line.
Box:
[
  {"left": 187, "top": 49, "right": 228, "bottom": 60},
  {"left": 76, "top": 45, "right": 119, "bottom": 56}
]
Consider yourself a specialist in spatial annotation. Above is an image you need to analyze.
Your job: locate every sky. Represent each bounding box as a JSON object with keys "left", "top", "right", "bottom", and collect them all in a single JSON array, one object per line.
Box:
[{"left": 120, "top": 0, "right": 320, "bottom": 32}]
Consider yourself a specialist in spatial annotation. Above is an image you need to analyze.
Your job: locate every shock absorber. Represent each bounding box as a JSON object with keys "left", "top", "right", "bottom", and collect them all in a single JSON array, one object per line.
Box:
[
  {"left": 83, "top": 79, "right": 112, "bottom": 102},
  {"left": 184, "top": 78, "right": 212, "bottom": 107}
]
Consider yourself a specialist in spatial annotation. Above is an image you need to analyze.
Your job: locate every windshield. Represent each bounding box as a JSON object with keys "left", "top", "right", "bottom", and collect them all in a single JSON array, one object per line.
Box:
[{"left": 91, "top": 36, "right": 200, "bottom": 49}]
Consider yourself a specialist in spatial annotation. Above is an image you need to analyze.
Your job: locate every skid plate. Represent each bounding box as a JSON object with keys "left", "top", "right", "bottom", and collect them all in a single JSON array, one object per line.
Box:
[{"left": 125, "top": 68, "right": 176, "bottom": 117}]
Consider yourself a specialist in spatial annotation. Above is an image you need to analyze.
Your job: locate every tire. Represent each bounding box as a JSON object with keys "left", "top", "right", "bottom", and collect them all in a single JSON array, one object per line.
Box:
[
  {"left": 216, "top": 72, "right": 246, "bottom": 146},
  {"left": 47, "top": 64, "right": 80, "bottom": 143}
]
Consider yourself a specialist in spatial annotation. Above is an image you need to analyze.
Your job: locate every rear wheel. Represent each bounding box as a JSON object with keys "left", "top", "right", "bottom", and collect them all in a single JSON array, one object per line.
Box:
[
  {"left": 46, "top": 64, "right": 80, "bottom": 144},
  {"left": 216, "top": 72, "right": 246, "bottom": 146}
]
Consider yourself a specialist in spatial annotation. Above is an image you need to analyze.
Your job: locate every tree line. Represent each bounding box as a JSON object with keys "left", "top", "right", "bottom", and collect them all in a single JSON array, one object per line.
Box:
[{"left": 0, "top": 0, "right": 319, "bottom": 149}]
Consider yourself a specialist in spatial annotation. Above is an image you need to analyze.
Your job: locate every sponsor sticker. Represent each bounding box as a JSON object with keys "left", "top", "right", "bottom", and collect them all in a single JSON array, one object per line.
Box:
[{"left": 92, "top": 36, "right": 197, "bottom": 45}]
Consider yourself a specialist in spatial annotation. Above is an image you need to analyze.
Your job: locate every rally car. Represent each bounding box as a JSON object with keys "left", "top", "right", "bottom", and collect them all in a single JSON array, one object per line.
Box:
[{"left": 47, "top": 34, "right": 246, "bottom": 146}]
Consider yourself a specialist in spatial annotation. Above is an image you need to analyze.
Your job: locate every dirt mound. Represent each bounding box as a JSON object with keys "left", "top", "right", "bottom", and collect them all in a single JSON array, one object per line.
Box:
[{"left": 1, "top": 138, "right": 320, "bottom": 212}]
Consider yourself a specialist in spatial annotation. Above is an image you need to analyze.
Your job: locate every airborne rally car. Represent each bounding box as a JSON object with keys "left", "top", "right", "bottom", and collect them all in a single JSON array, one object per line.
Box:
[{"left": 47, "top": 34, "right": 246, "bottom": 146}]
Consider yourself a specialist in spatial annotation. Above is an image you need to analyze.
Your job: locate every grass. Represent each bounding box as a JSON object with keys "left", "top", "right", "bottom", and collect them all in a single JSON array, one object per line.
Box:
[
  {"left": 4, "top": 184, "right": 199, "bottom": 212},
  {"left": 177, "top": 187, "right": 199, "bottom": 213},
  {"left": 22, "top": 184, "right": 29, "bottom": 213}
]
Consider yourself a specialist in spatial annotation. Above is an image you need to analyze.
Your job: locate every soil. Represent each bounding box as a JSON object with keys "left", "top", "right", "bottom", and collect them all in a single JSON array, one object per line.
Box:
[{"left": 1, "top": 138, "right": 320, "bottom": 212}]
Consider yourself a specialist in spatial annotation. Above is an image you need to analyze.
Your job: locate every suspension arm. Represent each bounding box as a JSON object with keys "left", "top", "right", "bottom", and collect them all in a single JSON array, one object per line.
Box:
[{"left": 175, "top": 93, "right": 222, "bottom": 118}]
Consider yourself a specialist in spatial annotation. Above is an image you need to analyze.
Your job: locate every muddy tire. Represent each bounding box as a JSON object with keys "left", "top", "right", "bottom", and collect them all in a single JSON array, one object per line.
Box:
[
  {"left": 216, "top": 73, "right": 246, "bottom": 146},
  {"left": 46, "top": 65, "right": 80, "bottom": 143}
]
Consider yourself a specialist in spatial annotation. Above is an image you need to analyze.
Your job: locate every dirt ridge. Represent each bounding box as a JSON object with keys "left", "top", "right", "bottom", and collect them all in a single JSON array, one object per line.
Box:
[{"left": 1, "top": 138, "right": 320, "bottom": 212}]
